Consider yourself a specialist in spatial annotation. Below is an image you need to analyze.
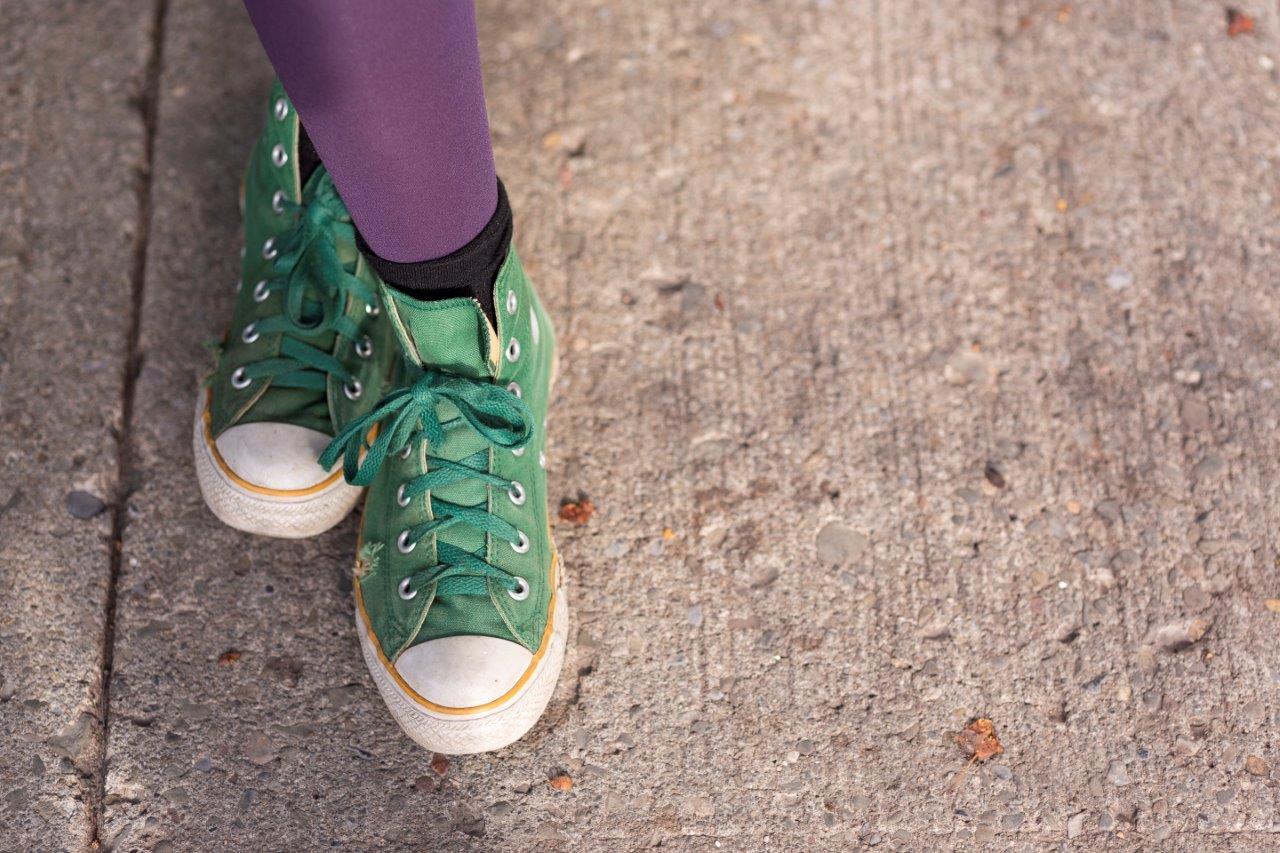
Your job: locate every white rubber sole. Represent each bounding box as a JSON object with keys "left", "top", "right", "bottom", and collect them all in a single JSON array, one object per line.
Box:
[
  {"left": 356, "top": 577, "right": 569, "bottom": 755},
  {"left": 192, "top": 393, "right": 361, "bottom": 539}
]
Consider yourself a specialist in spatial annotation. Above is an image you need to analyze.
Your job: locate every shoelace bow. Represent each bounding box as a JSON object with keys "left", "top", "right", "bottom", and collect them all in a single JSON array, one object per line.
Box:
[
  {"left": 320, "top": 370, "right": 534, "bottom": 598},
  {"left": 237, "top": 181, "right": 377, "bottom": 400}
]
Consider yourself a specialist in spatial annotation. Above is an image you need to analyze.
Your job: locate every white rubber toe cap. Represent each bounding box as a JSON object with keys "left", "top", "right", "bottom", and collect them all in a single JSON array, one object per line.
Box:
[
  {"left": 213, "top": 422, "right": 334, "bottom": 490},
  {"left": 394, "top": 635, "right": 534, "bottom": 708}
]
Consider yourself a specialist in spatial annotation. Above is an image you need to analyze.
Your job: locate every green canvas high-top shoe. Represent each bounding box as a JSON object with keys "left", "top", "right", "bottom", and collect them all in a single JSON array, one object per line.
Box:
[
  {"left": 194, "top": 82, "right": 398, "bottom": 538},
  {"left": 321, "top": 248, "right": 566, "bottom": 754}
]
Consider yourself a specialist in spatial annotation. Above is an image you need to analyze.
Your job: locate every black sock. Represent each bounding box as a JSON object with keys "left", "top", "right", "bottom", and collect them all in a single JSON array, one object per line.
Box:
[
  {"left": 359, "top": 179, "right": 512, "bottom": 328},
  {"left": 297, "top": 122, "right": 321, "bottom": 187}
]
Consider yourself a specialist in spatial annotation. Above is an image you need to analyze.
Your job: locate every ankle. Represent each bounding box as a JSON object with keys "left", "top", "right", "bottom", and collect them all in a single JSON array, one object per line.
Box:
[{"left": 359, "top": 179, "right": 513, "bottom": 327}]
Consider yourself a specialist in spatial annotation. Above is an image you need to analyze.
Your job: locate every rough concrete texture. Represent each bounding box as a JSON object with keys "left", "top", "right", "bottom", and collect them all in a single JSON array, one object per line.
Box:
[
  {"left": 0, "top": 2, "right": 152, "bottom": 848},
  {"left": 4, "top": 0, "right": 1280, "bottom": 849}
]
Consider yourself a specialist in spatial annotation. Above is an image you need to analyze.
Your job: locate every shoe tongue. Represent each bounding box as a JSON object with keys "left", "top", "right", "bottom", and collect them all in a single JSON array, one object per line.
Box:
[
  {"left": 239, "top": 167, "right": 348, "bottom": 435},
  {"left": 381, "top": 287, "right": 499, "bottom": 380},
  {"left": 381, "top": 284, "right": 513, "bottom": 647}
]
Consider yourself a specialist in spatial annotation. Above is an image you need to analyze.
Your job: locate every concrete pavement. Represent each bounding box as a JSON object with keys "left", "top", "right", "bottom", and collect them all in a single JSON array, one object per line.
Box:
[{"left": 3, "top": 0, "right": 1280, "bottom": 849}]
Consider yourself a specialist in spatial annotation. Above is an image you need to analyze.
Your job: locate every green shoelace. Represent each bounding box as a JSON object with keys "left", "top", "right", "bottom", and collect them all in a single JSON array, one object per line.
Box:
[
  {"left": 235, "top": 179, "right": 377, "bottom": 421},
  {"left": 320, "top": 370, "right": 534, "bottom": 599}
]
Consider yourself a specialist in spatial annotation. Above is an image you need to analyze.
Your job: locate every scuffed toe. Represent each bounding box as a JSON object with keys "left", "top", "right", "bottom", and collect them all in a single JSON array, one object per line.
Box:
[
  {"left": 394, "top": 635, "right": 533, "bottom": 708},
  {"left": 214, "top": 422, "right": 334, "bottom": 490}
]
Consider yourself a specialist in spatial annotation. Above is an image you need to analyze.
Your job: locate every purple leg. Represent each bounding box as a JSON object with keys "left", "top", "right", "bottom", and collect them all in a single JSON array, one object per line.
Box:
[{"left": 243, "top": 0, "right": 498, "bottom": 262}]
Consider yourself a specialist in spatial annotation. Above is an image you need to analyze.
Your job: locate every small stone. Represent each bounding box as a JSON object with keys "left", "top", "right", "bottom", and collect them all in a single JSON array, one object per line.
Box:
[
  {"left": 816, "top": 522, "right": 867, "bottom": 566},
  {"left": 534, "top": 824, "right": 568, "bottom": 842},
  {"left": 1192, "top": 454, "right": 1226, "bottom": 480},
  {"left": 543, "top": 127, "right": 586, "bottom": 156},
  {"left": 1107, "top": 760, "right": 1130, "bottom": 786},
  {"left": 1174, "top": 368, "right": 1202, "bottom": 386},
  {"left": 749, "top": 567, "right": 779, "bottom": 588},
  {"left": 1094, "top": 500, "right": 1121, "bottom": 525},
  {"left": 162, "top": 787, "right": 189, "bottom": 805},
  {"left": 1152, "top": 618, "right": 1211, "bottom": 652},
  {"left": 687, "top": 795, "right": 715, "bottom": 818},
  {"left": 194, "top": 757, "right": 213, "bottom": 773},
  {"left": 1067, "top": 811, "right": 1087, "bottom": 839},
  {"left": 944, "top": 349, "right": 993, "bottom": 385},
  {"left": 1183, "top": 586, "right": 1211, "bottom": 611},
  {"left": 48, "top": 713, "right": 95, "bottom": 772},
  {"left": 452, "top": 809, "right": 486, "bottom": 837},
  {"left": 1180, "top": 397, "right": 1211, "bottom": 432},
  {"left": 984, "top": 462, "right": 1006, "bottom": 489},
  {"left": 686, "top": 604, "right": 703, "bottom": 627},
  {"left": 1105, "top": 268, "right": 1133, "bottom": 290},
  {"left": 920, "top": 621, "right": 951, "bottom": 640},
  {"left": 991, "top": 764, "right": 1012, "bottom": 780},
  {"left": 244, "top": 732, "right": 277, "bottom": 766},
  {"left": 65, "top": 490, "right": 107, "bottom": 519},
  {"left": 1245, "top": 755, "right": 1269, "bottom": 777},
  {"left": 1216, "top": 783, "right": 1238, "bottom": 805}
]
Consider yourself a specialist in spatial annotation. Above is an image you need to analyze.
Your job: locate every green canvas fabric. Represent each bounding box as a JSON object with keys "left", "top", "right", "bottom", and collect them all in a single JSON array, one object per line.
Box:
[
  {"left": 206, "top": 81, "right": 397, "bottom": 438},
  {"left": 323, "top": 249, "right": 558, "bottom": 660}
]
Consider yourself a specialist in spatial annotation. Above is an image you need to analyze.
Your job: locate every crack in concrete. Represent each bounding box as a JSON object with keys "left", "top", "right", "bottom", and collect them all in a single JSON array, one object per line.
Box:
[{"left": 88, "top": 0, "right": 170, "bottom": 847}]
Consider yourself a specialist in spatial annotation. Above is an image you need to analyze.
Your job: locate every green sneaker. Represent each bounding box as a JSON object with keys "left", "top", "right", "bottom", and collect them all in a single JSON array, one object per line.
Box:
[
  {"left": 194, "top": 82, "right": 398, "bottom": 538},
  {"left": 320, "top": 248, "right": 566, "bottom": 754}
]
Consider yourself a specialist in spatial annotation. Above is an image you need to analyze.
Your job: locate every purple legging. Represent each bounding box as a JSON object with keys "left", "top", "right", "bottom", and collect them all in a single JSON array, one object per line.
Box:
[{"left": 243, "top": 0, "right": 497, "bottom": 263}]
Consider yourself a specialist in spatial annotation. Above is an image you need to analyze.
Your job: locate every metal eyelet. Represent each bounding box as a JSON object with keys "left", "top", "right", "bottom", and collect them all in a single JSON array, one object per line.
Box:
[
  {"left": 274, "top": 98, "right": 289, "bottom": 121},
  {"left": 355, "top": 336, "right": 374, "bottom": 358},
  {"left": 512, "top": 446, "right": 525, "bottom": 457},
  {"left": 396, "top": 483, "right": 410, "bottom": 507},
  {"left": 398, "top": 578, "right": 417, "bottom": 600},
  {"left": 252, "top": 280, "right": 270, "bottom": 302},
  {"left": 507, "top": 577, "right": 530, "bottom": 601},
  {"left": 507, "top": 381, "right": 522, "bottom": 398},
  {"left": 397, "top": 530, "right": 416, "bottom": 554},
  {"left": 271, "top": 144, "right": 288, "bottom": 167},
  {"left": 506, "top": 290, "right": 518, "bottom": 315},
  {"left": 272, "top": 190, "right": 287, "bottom": 214},
  {"left": 262, "top": 237, "right": 278, "bottom": 260},
  {"left": 230, "top": 367, "right": 251, "bottom": 389},
  {"left": 539, "top": 451, "right": 547, "bottom": 469},
  {"left": 343, "top": 379, "right": 363, "bottom": 400},
  {"left": 365, "top": 299, "right": 380, "bottom": 317},
  {"left": 241, "top": 323, "right": 260, "bottom": 344},
  {"left": 507, "top": 481, "right": 526, "bottom": 506},
  {"left": 399, "top": 444, "right": 413, "bottom": 460},
  {"left": 510, "top": 531, "right": 530, "bottom": 554},
  {"left": 505, "top": 338, "right": 520, "bottom": 363}
]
